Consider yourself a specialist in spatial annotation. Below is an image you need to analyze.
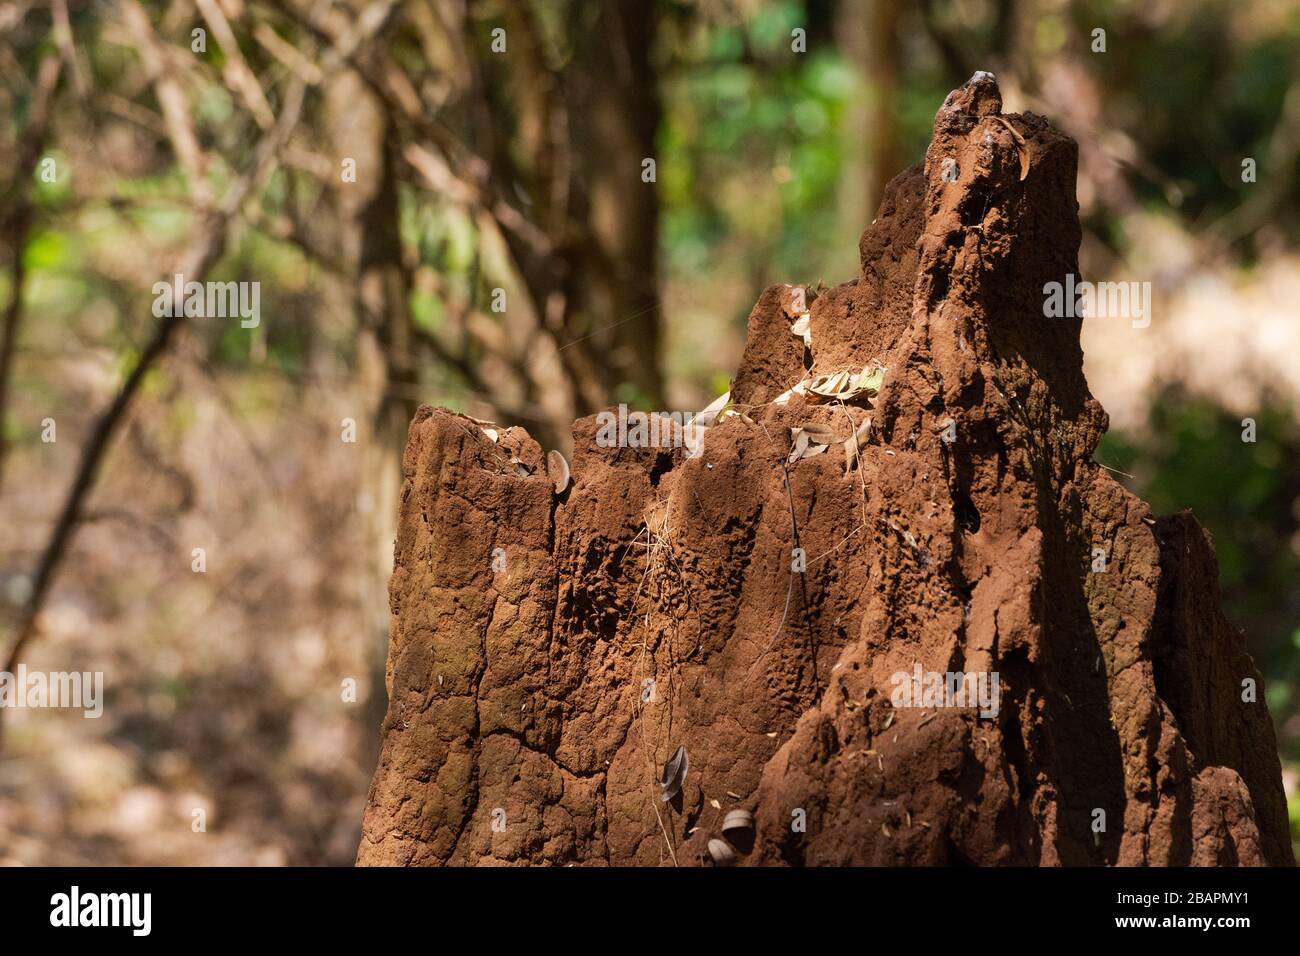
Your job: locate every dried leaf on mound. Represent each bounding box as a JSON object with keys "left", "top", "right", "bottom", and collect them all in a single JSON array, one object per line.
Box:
[
  {"left": 844, "top": 416, "right": 873, "bottom": 472},
  {"left": 790, "top": 312, "right": 812, "bottom": 348}
]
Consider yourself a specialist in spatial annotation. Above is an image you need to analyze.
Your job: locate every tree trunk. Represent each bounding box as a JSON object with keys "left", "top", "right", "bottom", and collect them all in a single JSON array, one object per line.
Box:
[
  {"left": 328, "top": 71, "right": 417, "bottom": 777},
  {"left": 567, "top": 0, "right": 664, "bottom": 409}
]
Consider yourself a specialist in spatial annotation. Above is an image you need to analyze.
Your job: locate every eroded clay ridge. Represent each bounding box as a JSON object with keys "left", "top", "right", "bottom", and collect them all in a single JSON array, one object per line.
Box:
[{"left": 358, "top": 74, "right": 1293, "bottom": 866}]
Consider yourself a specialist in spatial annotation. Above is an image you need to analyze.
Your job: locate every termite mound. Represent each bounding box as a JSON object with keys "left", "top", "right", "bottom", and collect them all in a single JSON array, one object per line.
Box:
[{"left": 357, "top": 73, "right": 1293, "bottom": 867}]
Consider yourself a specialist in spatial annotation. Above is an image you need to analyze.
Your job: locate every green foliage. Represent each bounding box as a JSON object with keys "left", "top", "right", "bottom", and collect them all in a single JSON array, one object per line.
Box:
[
  {"left": 1074, "top": 1, "right": 1300, "bottom": 251},
  {"left": 660, "top": 29, "right": 859, "bottom": 285}
]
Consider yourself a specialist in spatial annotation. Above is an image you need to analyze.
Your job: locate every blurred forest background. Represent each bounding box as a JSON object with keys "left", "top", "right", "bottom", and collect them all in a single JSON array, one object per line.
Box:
[{"left": 1, "top": 0, "right": 1298, "bottom": 865}]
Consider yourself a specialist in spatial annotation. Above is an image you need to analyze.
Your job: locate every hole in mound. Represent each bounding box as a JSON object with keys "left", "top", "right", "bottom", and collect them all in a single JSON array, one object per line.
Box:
[
  {"left": 960, "top": 185, "right": 993, "bottom": 227},
  {"left": 726, "top": 828, "right": 756, "bottom": 855},
  {"left": 954, "top": 495, "right": 981, "bottom": 533},
  {"left": 649, "top": 451, "right": 675, "bottom": 487}
]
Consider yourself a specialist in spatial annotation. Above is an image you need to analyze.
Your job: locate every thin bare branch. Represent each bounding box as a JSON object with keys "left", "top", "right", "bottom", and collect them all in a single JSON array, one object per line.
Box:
[{"left": 1, "top": 65, "right": 309, "bottom": 689}]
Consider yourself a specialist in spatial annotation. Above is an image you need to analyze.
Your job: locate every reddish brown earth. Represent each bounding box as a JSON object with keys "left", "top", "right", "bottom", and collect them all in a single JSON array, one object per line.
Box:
[{"left": 357, "top": 74, "right": 1294, "bottom": 867}]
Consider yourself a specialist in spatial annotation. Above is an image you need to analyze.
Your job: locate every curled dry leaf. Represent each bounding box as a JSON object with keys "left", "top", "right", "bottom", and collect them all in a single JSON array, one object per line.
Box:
[
  {"left": 693, "top": 390, "right": 731, "bottom": 427},
  {"left": 721, "top": 808, "right": 754, "bottom": 835},
  {"left": 805, "top": 363, "right": 887, "bottom": 403},
  {"left": 995, "top": 116, "right": 1030, "bottom": 181},
  {"left": 481, "top": 427, "right": 500, "bottom": 443},
  {"left": 790, "top": 312, "right": 812, "bottom": 348},
  {"left": 707, "top": 838, "right": 736, "bottom": 866},
  {"left": 808, "top": 369, "right": 853, "bottom": 399},
  {"left": 787, "top": 427, "right": 809, "bottom": 463},
  {"left": 789, "top": 421, "right": 840, "bottom": 463},
  {"left": 799, "top": 422, "right": 838, "bottom": 444},
  {"left": 844, "top": 416, "right": 872, "bottom": 472},
  {"left": 546, "top": 449, "right": 570, "bottom": 494},
  {"left": 512, "top": 459, "right": 531, "bottom": 477},
  {"left": 660, "top": 744, "right": 689, "bottom": 802}
]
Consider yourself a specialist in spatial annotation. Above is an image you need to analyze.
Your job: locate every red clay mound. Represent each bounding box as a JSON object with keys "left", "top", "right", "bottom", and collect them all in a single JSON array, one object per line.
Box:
[{"left": 357, "top": 73, "right": 1293, "bottom": 866}]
